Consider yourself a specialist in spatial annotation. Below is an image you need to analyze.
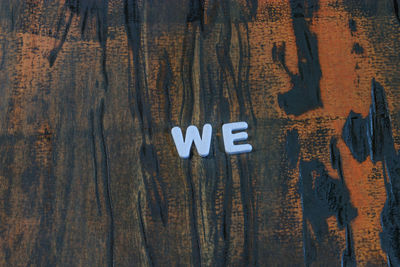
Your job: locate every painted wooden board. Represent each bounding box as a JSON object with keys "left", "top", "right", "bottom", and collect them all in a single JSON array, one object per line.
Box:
[{"left": 1, "top": 0, "right": 400, "bottom": 266}]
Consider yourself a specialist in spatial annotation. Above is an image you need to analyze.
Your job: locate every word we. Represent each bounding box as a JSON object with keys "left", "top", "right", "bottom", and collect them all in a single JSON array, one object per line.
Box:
[{"left": 171, "top": 122, "right": 252, "bottom": 159}]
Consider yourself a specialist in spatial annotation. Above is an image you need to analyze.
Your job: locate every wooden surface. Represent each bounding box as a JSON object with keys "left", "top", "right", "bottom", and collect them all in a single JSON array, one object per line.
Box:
[{"left": 1, "top": 0, "right": 400, "bottom": 266}]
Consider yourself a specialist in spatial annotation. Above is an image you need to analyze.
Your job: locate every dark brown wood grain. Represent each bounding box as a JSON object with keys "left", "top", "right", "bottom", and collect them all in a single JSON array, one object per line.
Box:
[{"left": 1, "top": 0, "right": 400, "bottom": 266}]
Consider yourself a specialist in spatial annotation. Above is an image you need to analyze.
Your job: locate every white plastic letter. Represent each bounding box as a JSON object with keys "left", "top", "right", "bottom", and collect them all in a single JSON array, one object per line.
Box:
[
  {"left": 171, "top": 124, "right": 212, "bottom": 159},
  {"left": 222, "top": 122, "right": 252, "bottom": 154}
]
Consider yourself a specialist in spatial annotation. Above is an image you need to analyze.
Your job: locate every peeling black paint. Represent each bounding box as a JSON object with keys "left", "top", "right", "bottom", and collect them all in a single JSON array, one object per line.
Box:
[
  {"left": 342, "top": 111, "right": 369, "bottom": 163},
  {"left": 275, "top": 0, "right": 323, "bottom": 116},
  {"left": 299, "top": 149, "right": 357, "bottom": 266},
  {"left": 342, "top": 79, "right": 392, "bottom": 164},
  {"left": 342, "top": 79, "right": 400, "bottom": 265}
]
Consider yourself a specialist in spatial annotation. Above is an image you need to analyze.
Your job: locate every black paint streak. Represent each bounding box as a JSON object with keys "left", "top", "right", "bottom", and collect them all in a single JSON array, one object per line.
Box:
[
  {"left": 342, "top": 79, "right": 400, "bottom": 265},
  {"left": 26, "top": 83, "right": 65, "bottom": 266},
  {"left": 330, "top": 137, "right": 356, "bottom": 267},
  {"left": 185, "top": 161, "right": 202, "bottom": 266},
  {"left": 137, "top": 191, "right": 155, "bottom": 267},
  {"left": 124, "top": 0, "right": 152, "bottom": 136},
  {"left": 275, "top": 0, "right": 323, "bottom": 116},
  {"left": 54, "top": 98, "right": 76, "bottom": 267},
  {"left": 151, "top": 1, "right": 208, "bottom": 265},
  {"left": 170, "top": 0, "right": 259, "bottom": 264},
  {"left": 299, "top": 149, "right": 357, "bottom": 266},
  {"left": 0, "top": 135, "right": 15, "bottom": 219},
  {"left": 139, "top": 144, "right": 168, "bottom": 226},
  {"left": 49, "top": 11, "right": 73, "bottom": 67},
  {"left": 89, "top": 109, "right": 102, "bottom": 216},
  {"left": 124, "top": 0, "right": 169, "bottom": 228},
  {"left": 176, "top": 2, "right": 205, "bottom": 264},
  {"left": 280, "top": 128, "right": 300, "bottom": 197},
  {"left": 203, "top": 65, "right": 234, "bottom": 266},
  {"left": 286, "top": 129, "right": 300, "bottom": 169},
  {"left": 220, "top": 155, "right": 233, "bottom": 266},
  {"left": 342, "top": 79, "right": 391, "bottom": 164},
  {"left": 50, "top": 0, "right": 109, "bottom": 91},
  {"left": 342, "top": 111, "right": 369, "bottom": 163},
  {"left": 187, "top": 0, "right": 204, "bottom": 29},
  {"left": 342, "top": 0, "right": 379, "bottom": 17},
  {"left": 214, "top": 1, "right": 259, "bottom": 265},
  {"left": 213, "top": 0, "right": 258, "bottom": 124},
  {"left": 238, "top": 155, "right": 258, "bottom": 266},
  {"left": 31, "top": 140, "right": 57, "bottom": 267},
  {"left": 99, "top": 99, "right": 114, "bottom": 267},
  {"left": 351, "top": 43, "right": 364, "bottom": 55},
  {"left": 217, "top": 84, "right": 234, "bottom": 267},
  {"left": 393, "top": 0, "right": 400, "bottom": 23},
  {"left": 95, "top": 0, "right": 110, "bottom": 92},
  {"left": 0, "top": 40, "right": 6, "bottom": 70},
  {"left": 179, "top": 21, "right": 197, "bottom": 125},
  {"left": 235, "top": 21, "right": 257, "bottom": 124},
  {"left": 157, "top": 51, "right": 173, "bottom": 127},
  {"left": 349, "top": 18, "right": 357, "bottom": 33}
]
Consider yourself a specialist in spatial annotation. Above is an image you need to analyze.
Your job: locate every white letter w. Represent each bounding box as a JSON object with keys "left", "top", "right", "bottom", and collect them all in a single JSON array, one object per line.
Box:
[{"left": 171, "top": 124, "right": 212, "bottom": 159}]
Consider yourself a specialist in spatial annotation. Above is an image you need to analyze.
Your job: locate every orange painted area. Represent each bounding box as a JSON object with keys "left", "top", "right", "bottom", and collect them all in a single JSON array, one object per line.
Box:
[
  {"left": 313, "top": 3, "right": 387, "bottom": 264},
  {"left": 255, "top": 0, "right": 388, "bottom": 264}
]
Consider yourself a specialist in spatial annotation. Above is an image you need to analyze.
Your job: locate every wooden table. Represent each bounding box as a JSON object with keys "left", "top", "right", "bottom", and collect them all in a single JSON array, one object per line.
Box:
[{"left": 1, "top": 0, "right": 399, "bottom": 266}]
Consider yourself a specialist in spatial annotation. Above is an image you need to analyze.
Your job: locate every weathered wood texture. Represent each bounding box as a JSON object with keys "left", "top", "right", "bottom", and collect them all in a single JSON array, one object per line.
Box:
[{"left": 1, "top": 0, "right": 400, "bottom": 266}]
